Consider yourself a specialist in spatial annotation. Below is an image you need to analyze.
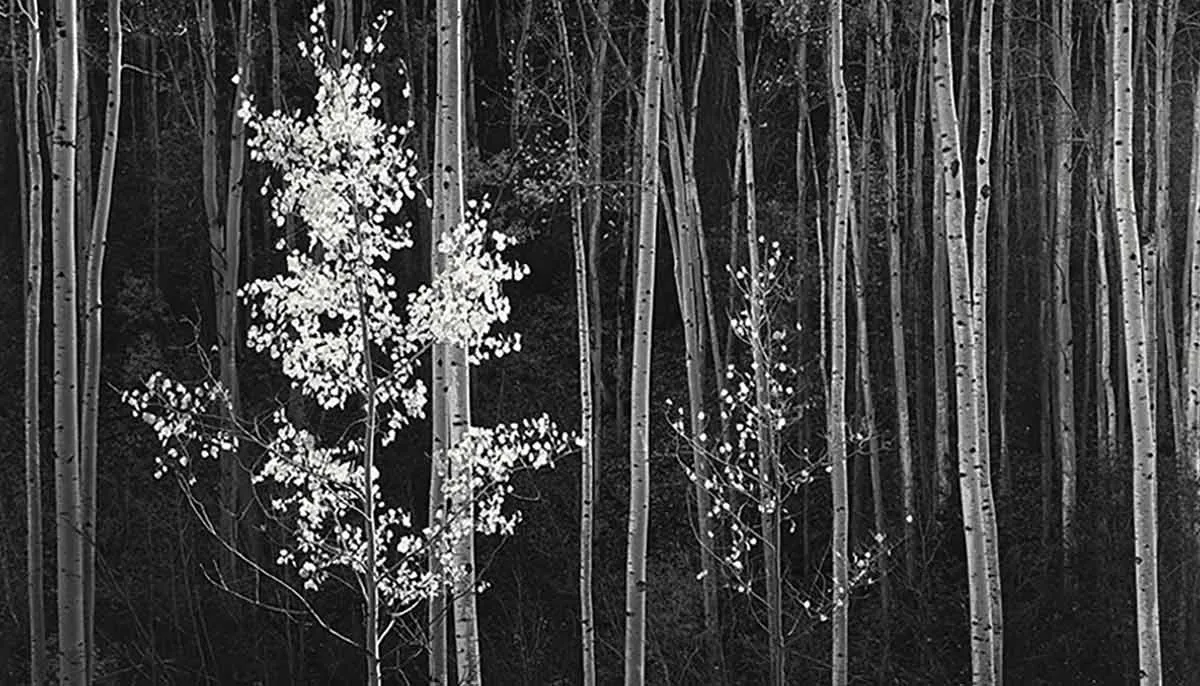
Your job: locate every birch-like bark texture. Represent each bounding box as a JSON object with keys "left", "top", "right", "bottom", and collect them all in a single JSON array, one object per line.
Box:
[
  {"left": 1113, "top": 0, "right": 1162, "bottom": 681},
  {"left": 1050, "top": 0, "right": 1078, "bottom": 593},
  {"left": 19, "top": 0, "right": 48, "bottom": 680},
  {"left": 551, "top": 3, "right": 596, "bottom": 682},
  {"left": 52, "top": 0, "right": 87, "bottom": 680},
  {"left": 970, "top": 1, "right": 1003, "bottom": 676},
  {"left": 79, "top": 2, "right": 122, "bottom": 680},
  {"left": 1188, "top": 63, "right": 1200, "bottom": 476},
  {"left": 930, "top": 0, "right": 1000, "bottom": 681},
  {"left": 625, "top": 0, "right": 665, "bottom": 680},
  {"left": 829, "top": 1, "right": 852, "bottom": 682},
  {"left": 434, "top": 1, "right": 482, "bottom": 682}
]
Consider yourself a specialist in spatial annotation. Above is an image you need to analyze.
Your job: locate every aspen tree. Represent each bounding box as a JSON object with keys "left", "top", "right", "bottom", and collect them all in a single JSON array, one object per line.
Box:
[
  {"left": 660, "top": 23, "right": 725, "bottom": 677},
  {"left": 78, "top": 1, "right": 122, "bottom": 679},
  {"left": 18, "top": 0, "right": 48, "bottom": 680},
  {"left": 877, "top": 0, "right": 916, "bottom": 583},
  {"left": 970, "top": 0, "right": 1003, "bottom": 674},
  {"left": 625, "top": 0, "right": 665, "bottom": 680},
  {"left": 1051, "top": 0, "right": 1079, "bottom": 592},
  {"left": 731, "top": 0, "right": 782, "bottom": 681},
  {"left": 51, "top": 0, "right": 87, "bottom": 680},
  {"left": 829, "top": 0, "right": 852, "bottom": 682},
  {"left": 585, "top": 0, "right": 610, "bottom": 416},
  {"left": 852, "top": 9, "right": 888, "bottom": 631},
  {"left": 1188, "top": 67, "right": 1200, "bottom": 476},
  {"left": 931, "top": 0, "right": 1001, "bottom": 681},
  {"left": 432, "top": 0, "right": 482, "bottom": 682},
  {"left": 1113, "top": 0, "right": 1163, "bottom": 681},
  {"left": 993, "top": 0, "right": 1013, "bottom": 497},
  {"left": 1153, "top": 0, "right": 1183, "bottom": 452},
  {"left": 197, "top": 0, "right": 254, "bottom": 570},
  {"left": 551, "top": 3, "right": 597, "bottom": 682}
]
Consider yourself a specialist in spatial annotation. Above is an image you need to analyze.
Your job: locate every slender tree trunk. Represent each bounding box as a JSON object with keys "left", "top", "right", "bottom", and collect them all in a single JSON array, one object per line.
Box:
[
  {"left": 52, "top": 0, "right": 86, "bottom": 680},
  {"left": 660, "top": 38, "right": 725, "bottom": 681},
  {"left": 931, "top": 1, "right": 999, "bottom": 682},
  {"left": 852, "top": 7, "right": 889, "bottom": 640},
  {"left": 970, "top": 1, "right": 1003, "bottom": 675},
  {"left": 585, "top": 0, "right": 611, "bottom": 423},
  {"left": 993, "top": 0, "right": 1013, "bottom": 499},
  {"left": 354, "top": 241, "right": 382, "bottom": 686},
  {"left": 1113, "top": 1, "right": 1162, "bottom": 681},
  {"left": 932, "top": 158, "right": 951, "bottom": 521},
  {"left": 1050, "top": 0, "right": 1078, "bottom": 594},
  {"left": 877, "top": 0, "right": 916, "bottom": 584},
  {"left": 1094, "top": 139, "right": 1116, "bottom": 472},
  {"left": 434, "top": 1, "right": 481, "bottom": 682},
  {"left": 1188, "top": 65, "right": 1200, "bottom": 476},
  {"left": 731, "top": 1, "right": 782, "bottom": 682},
  {"left": 196, "top": 0, "right": 238, "bottom": 573},
  {"left": 76, "top": 4, "right": 92, "bottom": 278},
  {"left": 624, "top": 0, "right": 665, "bottom": 681},
  {"left": 829, "top": 1, "right": 852, "bottom": 683},
  {"left": 1153, "top": 0, "right": 1182, "bottom": 457},
  {"left": 79, "top": 2, "right": 122, "bottom": 680},
  {"left": 20, "top": 1, "right": 48, "bottom": 680},
  {"left": 552, "top": 4, "right": 596, "bottom": 683}
]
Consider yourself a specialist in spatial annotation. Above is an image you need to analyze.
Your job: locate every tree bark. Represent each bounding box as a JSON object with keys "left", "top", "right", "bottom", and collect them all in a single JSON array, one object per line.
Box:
[
  {"left": 1113, "top": 1, "right": 1163, "bottom": 681},
  {"left": 552, "top": 3, "right": 597, "bottom": 683},
  {"left": 79, "top": 1, "right": 122, "bottom": 680},
  {"left": 731, "top": 1, "right": 782, "bottom": 682},
  {"left": 931, "top": 0, "right": 1001, "bottom": 681},
  {"left": 434, "top": 1, "right": 481, "bottom": 682},
  {"left": 829, "top": 1, "right": 852, "bottom": 683},
  {"left": 1051, "top": 0, "right": 1079, "bottom": 593},
  {"left": 52, "top": 0, "right": 86, "bottom": 680},
  {"left": 19, "top": 0, "right": 48, "bottom": 680},
  {"left": 624, "top": 0, "right": 665, "bottom": 680},
  {"left": 877, "top": 0, "right": 916, "bottom": 585}
]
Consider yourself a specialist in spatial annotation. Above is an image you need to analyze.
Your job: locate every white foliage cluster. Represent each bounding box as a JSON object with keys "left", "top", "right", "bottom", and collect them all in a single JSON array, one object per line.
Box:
[
  {"left": 123, "top": 2, "right": 572, "bottom": 618},
  {"left": 668, "top": 239, "right": 886, "bottom": 617}
]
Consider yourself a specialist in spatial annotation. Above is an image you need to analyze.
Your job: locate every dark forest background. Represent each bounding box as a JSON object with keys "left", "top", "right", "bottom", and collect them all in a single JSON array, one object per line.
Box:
[{"left": 3, "top": 0, "right": 1200, "bottom": 683}]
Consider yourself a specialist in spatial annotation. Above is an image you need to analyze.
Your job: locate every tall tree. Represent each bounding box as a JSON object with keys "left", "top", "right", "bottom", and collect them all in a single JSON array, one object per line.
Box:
[
  {"left": 79, "top": 1, "right": 122, "bottom": 679},
  {"left": 197, "top": 0, "right": 253, "bottom": 571},
  {"left": 433, "top": 0, "right": 482, "bottom": 682},
  {"left": 829, "top": 0, "right": 852, "bottom": 682},
  {"left": 660, "top": 4, "right": 723, "bottom": 677},
  {"left": 878, "top": 0, "right": 916, "bottom": 583},
  {"left": 931, "top": 0, "right": 1003, "bottom": 681},
  {"left": 1051, "top": 0, "right": 1079, "bottom": 592},
  {"left": 51, "top": 0, "right": 87, "bottom": 680},
  {"left": 624, "top": 0, "right": 665, "bottom": 680},
  {"left": 1113, "top": 1, "right": 1162, "bottom": 682},
  {"left": 732, "top": 0, "right": 783, "bottom": 681},
  {"left": 551, "top": 2, "right": 596, "bottom": 683},
  {"left": 18, "top": 0, "right": 48, "bottom": 680}
]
